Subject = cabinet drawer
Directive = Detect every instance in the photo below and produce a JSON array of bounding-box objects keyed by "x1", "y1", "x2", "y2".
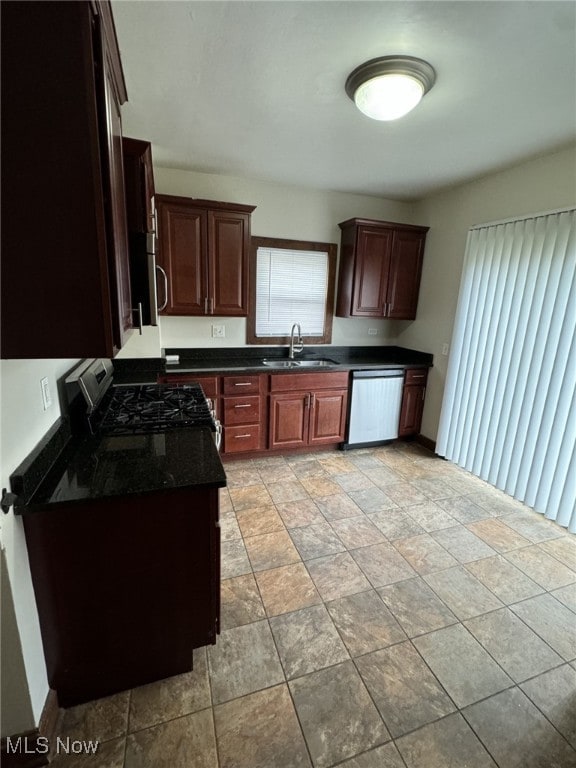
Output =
[
  {"x1": 224, "y1": 424, "x2": 262, "y2": 453},
  {"x1": 222, "y1": 396, "x2": 261, "y2": 425},
  {"x1": 222, "y1": 375, "x2": 262, "y2": 395},
  {"x1": 269, "y1": 371, "x2": 349, "y2": 392},
  {"x1": 404, "y1": 368, "x2": 428, "y2": 385},
  {"x1": 158, "y1": 374, "x2": 219, "y2": 398}
]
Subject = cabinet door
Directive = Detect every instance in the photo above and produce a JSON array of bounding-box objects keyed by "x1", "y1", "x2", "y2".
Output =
[
  {"x1": 269, "y1": 392, "x2": 309, "y2": 449},
  {"x1": 207, "y1": 210, "x2": 250, "y2": 316},
  {"x1": 23, "y1": 484, "x2": 219, "y2": 706},
  {"x1": 1, "y1": 1, "x2": 128, "y2": 358},
  {"x1": 100, "y1": 31, "x2": 132, "y2": 350},
  {"x1": 386, "y1": 229, "x2": 426, "y2": 319},
  {"x1": 123, "y1": 138, "x2": 155, "y2": 233},
  {"x1": 309, "y1": 389, "x2": 348, "y2": 445},
  {"x1": 399, "y1": 384, "x2": 425, "y2": 436},
  {"x1": 352, "y1": 227, "x2": 393, "y2": 316},
  {"x1": 157, "y1": 200, "x2": 207, "y2": 315}
]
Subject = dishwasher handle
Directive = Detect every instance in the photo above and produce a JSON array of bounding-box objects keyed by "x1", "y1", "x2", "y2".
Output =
[{"x1": 351, "y1": 369, "x2": 404, "y2": 379}]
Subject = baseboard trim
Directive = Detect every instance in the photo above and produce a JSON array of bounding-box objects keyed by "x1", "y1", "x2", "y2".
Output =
[
  {"x1": 416, "y1": 433, "x2": 437, "y2": 453},
  {"x1": 1, "y1": 690, "x2": 62, "y2": 768}
]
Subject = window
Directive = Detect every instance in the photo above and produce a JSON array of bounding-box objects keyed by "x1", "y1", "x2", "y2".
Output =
[{"x1": 247, "y1": 237, "x2": 337, "y2": 345}]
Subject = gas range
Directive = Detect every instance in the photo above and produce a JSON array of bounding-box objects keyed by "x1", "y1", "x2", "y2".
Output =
[
  {"x1": 94, "y1": 382, "x2": 215, "y2": 435},
  {"x1": 65, "y1": 359, "x2": 221, "y2": 447}
]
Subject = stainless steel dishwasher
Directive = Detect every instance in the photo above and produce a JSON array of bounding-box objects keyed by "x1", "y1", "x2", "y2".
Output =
[{"x1": 343, "y1": 369, "x2": 405, "y2": 449}]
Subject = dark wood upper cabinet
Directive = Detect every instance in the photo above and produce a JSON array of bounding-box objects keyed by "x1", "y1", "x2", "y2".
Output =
[
  {"x1": 1, "y1": 1, "x2": 131, "y2": 358},
  {"x1": 100, "y1": 24, "x2": 132, "y2": 350},
  {"x1": 156, "y1": 198, "x2": 207, "y2": 315},
  {"x1": 122, "y1": 138, "x2": 156, "y2": 233},
  {"x1": 122, "y1": 137, "x2": 157, "y2": 327},
  {"x1": 156, "y1": 195, "x2": 255, "y2": 317},
  {"x1": 336, "y1": 219, "x2": 428, "y2": 320}
]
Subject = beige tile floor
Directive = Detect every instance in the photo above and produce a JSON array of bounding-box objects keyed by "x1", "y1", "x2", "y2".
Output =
[{"x1": 51, "y1": 443, "x2": 576, "y2": 768}]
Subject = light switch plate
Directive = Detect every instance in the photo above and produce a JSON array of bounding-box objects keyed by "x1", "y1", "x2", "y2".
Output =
[{"x1": 212, "y1": 325, "x2": 225, "y2": 338}]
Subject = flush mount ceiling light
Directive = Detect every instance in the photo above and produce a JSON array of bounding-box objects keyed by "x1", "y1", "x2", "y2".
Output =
[{"x1": 345, "y1": 56, "x2": 436, "y2": 121}]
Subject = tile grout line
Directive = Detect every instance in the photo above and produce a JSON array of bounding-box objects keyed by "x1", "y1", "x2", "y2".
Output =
[{"x1": 216, "y1": 445, "x2": 574, "y2": 766}]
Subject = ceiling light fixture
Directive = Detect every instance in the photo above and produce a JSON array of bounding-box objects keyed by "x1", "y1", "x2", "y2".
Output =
[{"x1": 345, "y1": 56, "x2": 436, "y2": 121}]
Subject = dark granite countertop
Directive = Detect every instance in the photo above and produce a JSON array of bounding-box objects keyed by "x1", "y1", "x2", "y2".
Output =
[
  {"x1": 153, "y1": 345, "x2": 433, "y2": 376},
  {"x1": 11, "y1": 421, "x2": 226, "y2": 514}
]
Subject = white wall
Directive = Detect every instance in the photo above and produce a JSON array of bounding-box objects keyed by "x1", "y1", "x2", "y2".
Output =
[
  {"x1": 405, "y1": 144, "x2": 576, "y2": 441},
  {"x1": 0, "y1": 358, "x2": 79, "y2": 729},
  {"x1": 150, "y1": 167, "x2": 418, "y2": 352},
  {"x1": 1, "y1": 547, "x2": 34, "y2": 737}
]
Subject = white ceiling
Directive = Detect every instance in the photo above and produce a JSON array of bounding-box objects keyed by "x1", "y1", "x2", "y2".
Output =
[{"x1": 112, "y1": 1, "x2": 576, "y2": 201}]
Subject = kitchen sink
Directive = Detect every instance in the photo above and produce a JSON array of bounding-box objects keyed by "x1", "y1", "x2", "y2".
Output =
[
  {"x1": 261, "y1": 360, "x2": 299, "y2": 368},
  {"x1": 261, "y1": 358, "x2": 338, "y2": 368},
  {"x1": 295, "y1": 359, "x2": 338, "y2": 367}
]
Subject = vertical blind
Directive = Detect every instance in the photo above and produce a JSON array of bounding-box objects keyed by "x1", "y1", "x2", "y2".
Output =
[
  {"x1": 255, "y1": 247, "x2": 329, "y2": 336},
  {"x1": 437, "y1": 208, "x2": 576, "y2": 532}
]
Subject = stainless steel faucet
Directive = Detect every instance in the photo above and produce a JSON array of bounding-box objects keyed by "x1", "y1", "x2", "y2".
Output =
[{"x1": 289, "y1": 323, "x2": 304, "y2": 359}]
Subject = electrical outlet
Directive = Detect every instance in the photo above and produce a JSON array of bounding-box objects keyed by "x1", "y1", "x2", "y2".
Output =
[
  {"x1": 368, "y1": 328, "x2": 378, "y2": 336},
  {"x1": 442, "y1": 343, "x2": 450, "y2": 356},
  {"x1": 212, "y1": 324, "x2": 225, "y2": 338},
  {"x1": 40, "y1": 377, "x2": 52, "y2": 410}
]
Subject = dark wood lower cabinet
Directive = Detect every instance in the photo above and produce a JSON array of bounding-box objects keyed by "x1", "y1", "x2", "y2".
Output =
[
  {"x1": 399, "y1": 368, "x2": 428, "y2": 437},
  {"x1": 23, "y1": 486, "x2": 220, "y2": 707},
  {"x1": 269, "y1": 389, "x2": 348, "y2": 449},
  {"x1": 269, "y1": 392, "x2": 309, "y2": 449},
  {"x1": 269, "y1": 372, "x2": 349, "y2": 450},
  {"x1": 309, "y1": 390, "x2": 349, "y2": 445},
  {"x1": 221, "y1": 374, "x2": 266, "y2": 454},
  {"x1": 158, "y1": 367, "x2": 429, "y2": 450}
]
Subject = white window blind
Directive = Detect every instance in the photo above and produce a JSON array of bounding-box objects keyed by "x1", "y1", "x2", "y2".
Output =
[
  {"x1": 255, "y1": 247, "x2": 329, "y2": 337},
  {"x1": 437, "y1": 208, "x2": 576, "y2": 532}
]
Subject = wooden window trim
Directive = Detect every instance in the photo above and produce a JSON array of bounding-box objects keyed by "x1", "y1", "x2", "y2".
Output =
[{"x1": 247, "y1": 236, "x2": 337, "y2": 346}]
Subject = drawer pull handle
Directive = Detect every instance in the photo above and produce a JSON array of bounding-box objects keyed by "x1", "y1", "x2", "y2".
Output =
[
  {"x1": 234, "y1": 404, "x2": 251, "y2": 408},
  {"x1": 234, "y1": 433, "x2": 252, "y2": 439},
  {"x1": 234, "y1": 382, "x2": 252, "y2": 387}
]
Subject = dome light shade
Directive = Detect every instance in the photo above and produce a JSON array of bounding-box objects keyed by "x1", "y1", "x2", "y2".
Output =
[{"x1": 346, "y1": 56, "x2": 436, "y2": 121}]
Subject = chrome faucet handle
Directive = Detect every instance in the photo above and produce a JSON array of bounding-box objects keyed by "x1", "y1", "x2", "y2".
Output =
[{"x1": 289, "y1": 323, "x2": 305, "y2": 358}]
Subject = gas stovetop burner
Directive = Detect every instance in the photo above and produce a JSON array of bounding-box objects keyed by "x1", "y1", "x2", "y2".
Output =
[
  {"x1": 65, "y1": 360, "x2": 219, "y2": 440},
  {"x1": 92, "y1": 383, "x2": 215, "y2": 436}
]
